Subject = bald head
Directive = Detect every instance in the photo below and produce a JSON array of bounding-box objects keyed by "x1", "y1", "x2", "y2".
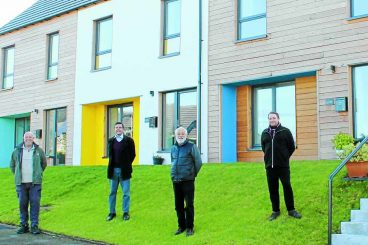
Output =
[{"x1": 23, "y1": 131, "x2": 35, "y2": 148}]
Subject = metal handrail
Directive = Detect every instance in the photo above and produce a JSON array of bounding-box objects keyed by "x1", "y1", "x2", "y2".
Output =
[{"x1": 328, "y1": 135, "x2": 368, "y2": 245}]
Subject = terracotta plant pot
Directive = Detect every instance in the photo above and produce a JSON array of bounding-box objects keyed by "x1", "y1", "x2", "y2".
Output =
[{"x1": 345, "y1": 161, "x2": 368, "y2": 178}]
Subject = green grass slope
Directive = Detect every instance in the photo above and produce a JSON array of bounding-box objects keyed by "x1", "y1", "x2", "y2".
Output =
[{"x1": 0, "y1": 161, "x2": 367, "y2": 245}]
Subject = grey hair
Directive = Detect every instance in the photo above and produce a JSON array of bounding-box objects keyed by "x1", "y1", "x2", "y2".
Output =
[
  {"x1": 23, "y1": 131, "x2": 34, "y2": 137},
  {"x1": 175, "y1": 127, "x2": 188, "y2": 136}
]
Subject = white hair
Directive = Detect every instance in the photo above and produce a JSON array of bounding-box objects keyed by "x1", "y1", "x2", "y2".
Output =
[
  {"x1": 23, "y1": 131, "x2": 34, "y2": 138},
  {"x1": 175, "y1": 127, "x2": 188, "y2": 136}
]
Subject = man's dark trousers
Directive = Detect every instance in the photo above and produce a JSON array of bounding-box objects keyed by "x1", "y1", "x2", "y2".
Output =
[
  {"x1": 266, "y1": 167, "x2": 294, "y2": 212},
  {"x1": 16, "y1": 183, "x2": 41, "y2": 226},
  {"x1": 173, "y1": 180, "x2": 195, "y2": 229}
]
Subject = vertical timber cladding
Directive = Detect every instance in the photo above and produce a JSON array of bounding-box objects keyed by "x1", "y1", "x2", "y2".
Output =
[{"x1": 236, "y1": 76, "x2": 318, "y2": 162}]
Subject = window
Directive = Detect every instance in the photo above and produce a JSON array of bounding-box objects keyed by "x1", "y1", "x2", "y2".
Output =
[
  {"x1": 163, "y1": 0, "x2": 181, "y2": 56},
  {"x1": 107, "y1": 103, "x2": 133, "y2": 140},
  {"x1": 47, "y1": 32, "x2": 59, "y2": 80},
  {"x1": 15, "y1": 117, "x2": 30, "y2": 147},
  {"x1": 238, "y1": 0, "x2": 266, "y2": 41},
  {"x1": 95, "y1": 17, "x2": 112, "y2": 70},
  {"x1": 45, "y1": 108, "x2": 67, "y2": 165},
  {"x1": 162, "y1": 89, "x2": 197, "y2": 150},
  {"x1": 353, "y1": 65, "x2": 368, "y2": 138},
  {"x1": 252, "y1": 82, "x2": 296, "y2": 147},
  {"x1": 351, "y1": 0, "x2": 368, "y2": 18},
  {"x1": 2, "y1": 46, "x2": 15, "y2": 89}
]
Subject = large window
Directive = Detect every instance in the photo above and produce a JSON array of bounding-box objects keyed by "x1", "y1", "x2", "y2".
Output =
[
  {"x1": 15, "y1": 117, "x2": 30, "y2": 147},
  {"x1": 162, "y1": 89, "x2": 197, "y2": 150},
  {"x1": 351, "y1": 0, "x2": 368, "y2": 18},
  {"x1": 47, "y1": 32, "x2": 59, "y2": 80},
  {"x1": 95, "y1": 17, "x2": 112, "y2": 70},
  {"x1": 45, "y1": 108, "x2": 67, "y2": 165},
  {"x1": 353, "y1": 65, "x2": 368, "y2": 138},
  {"x1": 252, "y1": 82, "x2": 296, "y2": 147},
  {"x1": 163, "y1": 0, "x2": 181, "y2": 56},
  {"x1": 238, "y1": 0, "x2": 266, "y2": 41},
  {"x1": 2, "y1": 46, "x2": 15, "y2": 89}
]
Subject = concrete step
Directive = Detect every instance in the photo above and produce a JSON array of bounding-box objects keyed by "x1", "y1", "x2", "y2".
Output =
[
  {"x1": 341, "y1": 221, "x2": 368, "y2": 235},
  {"x1": 332, "y1": 234, "x2": 368, "y2": 245},
  {"x1": 351, "y1": 210, "x2": 368, "y2": 222},
  {"x1": 361, "y1": 199, "x2": 368, "y2": 211}
]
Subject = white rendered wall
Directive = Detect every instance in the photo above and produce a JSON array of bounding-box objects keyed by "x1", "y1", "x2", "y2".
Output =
[{"x1": 73, "y1": 0, "x2": 208, "y2": 165}]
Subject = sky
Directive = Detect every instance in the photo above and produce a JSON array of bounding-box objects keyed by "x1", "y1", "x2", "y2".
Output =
[{"x1": 0, "y1": 0, "x2": 37, "y2": 27}]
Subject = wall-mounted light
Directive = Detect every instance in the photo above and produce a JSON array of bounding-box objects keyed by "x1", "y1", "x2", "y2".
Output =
[
  {"x1": 330, "y1": 65, "x2": 336, "y2": 73},
  {"x1": 32, "y1": 109, "x2": 39, "y2": 114},
  {"x1": 150, "y1": 91, "x2": 154, "y2": 96}
]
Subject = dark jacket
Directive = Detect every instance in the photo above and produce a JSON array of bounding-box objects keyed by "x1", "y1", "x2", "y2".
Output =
[
  {"x1": 10, "y1": 143, "x2": 47, "y2": 185},
  {"x1": 261, "y1": 124, "x2": 295, "y2": 169},
  {"x1": 171, "y1": 140, "x2": 202, "y2": 182},
  {"x1": 107, "y1": 136, "x2": 136, "y2": 180}
]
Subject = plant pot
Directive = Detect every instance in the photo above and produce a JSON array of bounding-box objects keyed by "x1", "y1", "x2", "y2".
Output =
[
  {"x1": 153, "y1": 157, "x2": 164, "y2": 165},
  {"x1": 345, "y1": 161, "x2": 368, "y2": 178}
]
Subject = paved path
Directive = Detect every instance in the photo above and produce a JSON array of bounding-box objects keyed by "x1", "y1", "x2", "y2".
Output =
[{"x1": 0, "y1": 224, "x2": 105, "y2": 245}]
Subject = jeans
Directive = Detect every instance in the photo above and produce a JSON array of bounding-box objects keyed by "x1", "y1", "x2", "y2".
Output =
[
  {"x1": 109, "y1": 168, "x2": 130, "y2": 214},
  {"x1": 16, "y1": 183, "x2": 42, "y2": 227},
  {"x1": 173, "y1": 180, "x2": 195, "y2": 229},
  {"x1": 266, "y1": 167, "x2": 295, "y2": 212}
]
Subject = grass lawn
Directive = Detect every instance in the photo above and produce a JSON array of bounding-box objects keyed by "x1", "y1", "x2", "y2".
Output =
[{"x1": 0, "y1": 160, "x2": 367, "y2": 245}]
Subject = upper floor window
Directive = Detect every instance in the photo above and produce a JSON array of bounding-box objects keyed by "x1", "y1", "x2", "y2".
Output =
[
  {"x1": 2, "y1": 46, "x2": 15, "y2": 89},
  {"x1": 163, "y1": 0, "x2": 181, "y2": 56},
  {"x1": 353, "y1": 65, "x2": 368, "y2": 138},
  {"x1": 94, "y1": 17, "x2": 112, "y2": 70},
  {"x1": 47, "y1": 32, "x2": 59, "y2": 80},
  {"x1": 351, "y1": 0, "x2": 368, "y2": 18},
  {"x1": 252, "y1": 82, "x2": 296, "y2": 147},
  {"x1": 238, "y1": 0, "x2": 266, "y2": 41}
]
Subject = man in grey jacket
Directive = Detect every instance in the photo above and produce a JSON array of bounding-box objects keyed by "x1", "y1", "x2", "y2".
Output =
[
  {"x1": 171, "y1": 127, "x2": 202, "y2": 237},
  {"x1": 10, "y1": 132, "x2": 47, "y2": 235}
]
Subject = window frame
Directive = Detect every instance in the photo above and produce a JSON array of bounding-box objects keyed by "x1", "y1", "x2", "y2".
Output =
[
  {"x1": 161, "y1": 88, "x2": 197, "y2": 151},
  {"x1": 237, "y1": 0, "x2": 267, "y2": 41},
  {"x1": 352, "y1": 64, "x2": 368, "y2": 138},
  {"x1": 47, "y1": 32, "x2": 59, "y2": 81},
  {"x1": 251, "y1": 81, "x2": 296, "y2": 148},
  {"x1": 2, "y1": 45, "x2": 15, "y2": 90},
  {"x1": 350, "y1": 0, "x2": 368, "y2": 19},
  {"x1": 45, "y1": 107, "x2": 67, "y2": 166},
  {"x1": 162, "y1": 0, "x2": 181, "y2": 56},
  {"x1": 94, "y1": 16, "x2": 113, "y2": 71}
]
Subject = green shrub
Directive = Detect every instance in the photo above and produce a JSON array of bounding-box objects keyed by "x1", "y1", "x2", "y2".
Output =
[{"x1": 331, "y1": 132, "x2": 355, "y2": 150}]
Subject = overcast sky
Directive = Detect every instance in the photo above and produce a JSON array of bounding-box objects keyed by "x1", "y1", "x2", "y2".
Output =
[{"x1": 0, "y1": 0, "x2": 37, "y2": 27}]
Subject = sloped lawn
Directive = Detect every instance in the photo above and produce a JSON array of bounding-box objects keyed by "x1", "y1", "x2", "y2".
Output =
[{"x1": 0, "y1": 161, "x2": 367, "y2": 244}]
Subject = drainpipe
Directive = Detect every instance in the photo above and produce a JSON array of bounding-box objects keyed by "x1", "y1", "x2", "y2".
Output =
[{"x1": 197, "y1": 0, "x2": 203, "y2": 152}]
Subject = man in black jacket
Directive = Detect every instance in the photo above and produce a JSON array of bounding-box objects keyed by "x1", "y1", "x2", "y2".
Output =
[
  {"x1": 106, "y1": 122, "x2": 135, "y2": 221},
  {"x1": 171, "y1": 127, "x2": 202, "y2": 236},
  {"x1": 261, "y1": 112, "x2": 302, "y2": 221}
]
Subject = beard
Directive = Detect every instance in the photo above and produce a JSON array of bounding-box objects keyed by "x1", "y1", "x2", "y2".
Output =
[{"x1": 176, "y1": 137, "x2": 187, "y2": 145}]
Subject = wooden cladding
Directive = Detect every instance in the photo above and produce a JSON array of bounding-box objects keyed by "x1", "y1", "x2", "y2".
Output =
[{"x1": 236, "y1": 76, "x2": 318, "y2": 162}]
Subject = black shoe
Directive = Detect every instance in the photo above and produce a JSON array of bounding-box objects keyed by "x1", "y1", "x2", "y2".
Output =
[
  {"x1": 174, "y1": 227, "x2": 185, "y2": 235},
  {"x1": 186, "y1": 228, "x2": 194, "y2": 237},
  {"x1": 17, "y1": 224, "x2": 29, "y2": 234},
  {"x1": 31, "y1": 225, "x2": 40, "y2": 235},
  {"x1": 288, "y1": 210, "x2": 302, "y2": 219},
  {"x1": 268, "y1": 211, "x2": 280, "y2": 221},
  {"x1": 123, "y1": 213, "x2": 130, "y2": 221},
  {"x1": 106, "y1": 213, "x2": 116, "y2": 221}
]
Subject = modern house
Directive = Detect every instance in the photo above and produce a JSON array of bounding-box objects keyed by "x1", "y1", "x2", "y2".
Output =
[
  {"x1": 207, "y1": 0, "x2": 368, "y2": 162},
  {"x1": 0, "y1": 0, "x2": 108, "y2": 167},
  {"x1": 72, "y1": 0, "x2": 208, "y2": 165}
]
